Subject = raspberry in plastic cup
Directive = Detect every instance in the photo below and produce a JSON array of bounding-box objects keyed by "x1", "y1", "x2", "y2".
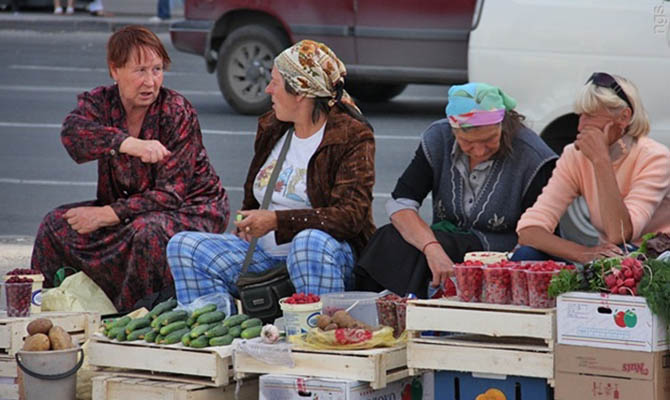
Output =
[
  {"x1": 510, "y1": 264, "x2": 530, "y2": 306},
  {"x1": 376, "y1": 294, "x2": 400, "y2": 336},
  {"x1": 5, "y1": 278, "x2": 33, "y2": 317},
  {"x1": 454, "y1": 262, "x2": 484, "y2": 302},
  {"x1": 394, "y1": 298, "x2": 408, "y2": 336},
  {"x1": 483, "y1": 263, "x2": 512, "y2": 304},
  {"x1": 527, "y1": 268, "x2": 559, "y2": 308}
]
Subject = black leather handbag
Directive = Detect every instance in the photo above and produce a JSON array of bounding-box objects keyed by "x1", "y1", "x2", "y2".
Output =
[{"x1": 236, "y1": 129, "x2": 296, "y2": 323}]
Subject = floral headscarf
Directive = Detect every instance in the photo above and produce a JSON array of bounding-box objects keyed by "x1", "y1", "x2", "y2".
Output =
[
  {"x1": 274, "y1": 40, "x2": 358, "y2": 110},
  {"x1": 445, "y1": 83, "x2": 517, "y2": 129}
]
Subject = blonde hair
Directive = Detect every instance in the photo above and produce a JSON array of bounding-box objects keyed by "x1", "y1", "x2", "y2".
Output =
[{"x1": 574, "y1": 75, "x2": 650, "y2": 138}]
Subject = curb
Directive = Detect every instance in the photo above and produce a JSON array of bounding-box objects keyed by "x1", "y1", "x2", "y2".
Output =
[{"x1": 0, "y1": 15, "x2": 173, "y2": 33}]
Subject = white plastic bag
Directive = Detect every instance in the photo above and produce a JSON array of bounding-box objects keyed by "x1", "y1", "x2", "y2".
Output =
[
  {"x1": 41, "y1": 272, "x2": 117, "y2": 314},
  {"x1": 179, "y1": 292, "x2": 234, "y2": 317}
]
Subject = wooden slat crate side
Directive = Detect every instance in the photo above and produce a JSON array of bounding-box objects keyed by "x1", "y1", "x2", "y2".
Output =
[
  {"x1": 87, "y1": 341, "x2": 229, "y2": 386},
  {"x1": 0, "y1": 327, "x2": 10, "y2": 351},
  {"x1": 407, "y1": 341, "x2": 554, "y2": 379},
  {"x1": 92, "y1": 375, "x2": 258, "y2": 400},
  {"x1": 406, "y1": 305, "x2": 555, "y2": 340},
  {"x1": 0, "y1": 359, "x2": 17, "y2": 378},
  {"x1": 0, "y1": 383, "x2": 19, "y2": 400}
]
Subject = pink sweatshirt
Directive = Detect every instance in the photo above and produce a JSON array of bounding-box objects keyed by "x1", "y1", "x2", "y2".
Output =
[{"x1": 517, "y1": 136, "x2": 670, "y2": 244}]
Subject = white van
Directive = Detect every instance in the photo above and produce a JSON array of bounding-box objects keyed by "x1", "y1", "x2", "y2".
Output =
[{"x1": 469, "y1": 0, "x2": 670, "y2": 244}]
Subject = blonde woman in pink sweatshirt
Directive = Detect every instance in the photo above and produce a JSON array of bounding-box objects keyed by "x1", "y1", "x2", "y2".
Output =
[{"x1": 514, "y1": 73, "x2": 670, "y2": 264}]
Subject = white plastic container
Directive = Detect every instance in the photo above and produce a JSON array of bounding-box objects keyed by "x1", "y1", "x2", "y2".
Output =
[{"x1": 279, "y1": 298, "x2": 322, "y2": 336}]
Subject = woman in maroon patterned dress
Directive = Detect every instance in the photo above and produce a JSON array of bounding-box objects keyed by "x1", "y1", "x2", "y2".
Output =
[{"x1": 30, "y1": 26, "x2": 229, "y2": 312}]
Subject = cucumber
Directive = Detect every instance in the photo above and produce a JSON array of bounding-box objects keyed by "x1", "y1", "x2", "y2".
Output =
[
  {"x1": 186, "y1": 315, "x2": 196, "y2": 327},
  {"x1": 160, "y1": 321, "x2": 188, "y2": 336},
  {"x1": 228, "y1": 326, "x2": 242, "y2": 338},
  {"x1": 155, "y1": 334, "x2": 165, "y2": 344},
  {"x1": 125, "y1": 317, "x2": 151, "y2": 334},
  {"x1": 181, "y1": 331, "x2": 191, "y2": 346},
  {"x1": 240, "y1": 318, "x2": 262, "y2": 330},
  {"x1": 192, "y1": 304, "x2": 217, "y2": 319},
  {"x1": 150, "y1": 317, "x2": 161, "y2": 329},
  {"x1": 106, "y1": 326, "x2": 124, "y2": 339},
  {"x1": 147, "y1": 298, "x2": 178, "y2": 320},
  {"x1": 116, "y1": 329, "x2": 127, "y2": 342},
  {"x1": 209, "y1": 334, "x2": 234, "y2": 346},
  {"x1": 189, "y1": 335, "x2": 209, "y2": 348},
  {"x1": 110, "y1": 316, "x2": 131, "y2": 329},
  {"x1": 162, "y1": 327, "x2": 190, "y2": 345},
  {"x1": 190, "y1": 324, "x2": 210, "y2": 339},
  {"x1": 102, "y1": 318, "x2": 116, "y2": 330},
  {"x1": 127, "y1": 327, "x2": 153, "y2": 341},
  {"x1": 223, "y1": 314, "x2": 249, "y2": 328},
  {"x1": 241, "y1": 325, "x2": 262, "y2": 339},
  {"x1": 205, "y1": 324, "x2": 229, "y2": 338},
  {"x1": 157, "y1": 310, "x2": 189, "y2": 326},
  {"x1": 144, "y1": 330, "x2": 158, "y2": 343},
  {"x1": 196, "y1": 311, "x2": 226, "y2": 325}
]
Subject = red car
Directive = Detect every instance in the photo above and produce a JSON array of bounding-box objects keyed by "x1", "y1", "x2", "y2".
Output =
[{"x1": 170, "y1": 0, "x2": 477, "y2": 114}]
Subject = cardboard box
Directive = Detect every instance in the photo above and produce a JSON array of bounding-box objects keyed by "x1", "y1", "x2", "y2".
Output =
[
  {"x1": 555, "y1": 344, "x2": 670, "y2": 400},
  {"x1": 557, "y1": 292, "x2": 668, "y2": 351},
  {"x1": 259, "y1": 373, "x2": 433, "y2": 400}
]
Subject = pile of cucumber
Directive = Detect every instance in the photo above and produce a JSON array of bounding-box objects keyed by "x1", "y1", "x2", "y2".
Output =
[{"x1": 101, "y1": 298, "x2": 263, "y2": 348}]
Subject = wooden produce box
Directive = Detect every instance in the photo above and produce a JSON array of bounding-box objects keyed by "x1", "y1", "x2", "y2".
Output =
[
  {"x1": 0, "y1": 311, "x2": 100, "y2": 358},
  {"x1": 406, "y1": 299, "x2": 555, "y2": 383},
  {"x1": 88, "y1": 335, "x2": 233, "y2": 387},
  {"x1": 234, "y1": 344, "x2": 408, "y2": 390},
  {"x1": 0, "y1": 357, "x2": 18, "y2": 400},
  {"x1": 92, "y1": 375, "x2": 258, "y2": 400}
]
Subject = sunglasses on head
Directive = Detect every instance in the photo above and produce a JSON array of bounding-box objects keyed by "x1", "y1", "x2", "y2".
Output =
[{"x1": 586, "y1": 72, "x2": 634, "y2": 112}]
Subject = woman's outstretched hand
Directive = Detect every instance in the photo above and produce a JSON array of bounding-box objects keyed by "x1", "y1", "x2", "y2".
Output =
[
  {"x1": 120, "y1": 137, "x2": 171, "y2": 163},
  {"x1": 424, "y1": 244, "x2": 455, "y2": 288},
  {"x1": 64, "y1": 206, "x2": 120, "y2": 234},
  {"x1": 234, "y1": 210, "x2": 278, "y2": 238}
]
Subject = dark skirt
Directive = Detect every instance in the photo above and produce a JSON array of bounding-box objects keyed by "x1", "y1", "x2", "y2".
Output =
[
  {"x1": 354, "y1": 223, "x2": 482, "y2": 298},
  {"x1": 31, "y1": 200, "x2": 227, "y2": 312}
]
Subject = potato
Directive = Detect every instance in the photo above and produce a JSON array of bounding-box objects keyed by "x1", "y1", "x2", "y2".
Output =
[
  {"x1": 26, "y1": 318, "x2": 53, "y2": 336},
  {"x1": 316, "y1": 315, "x2": 332, "y2": 330},
  {"x1": 48, "y1": 326, "x2": 73, "y2": 350},
  {"x1": 332, "y1": 310, "x2": 355, "y2": 328},
  {"x1": 324, "y1": 323, "x2": 338, "y2": 331},
  {"x1": 23, "y1": 333, "x2": 51, "y2": 351}
]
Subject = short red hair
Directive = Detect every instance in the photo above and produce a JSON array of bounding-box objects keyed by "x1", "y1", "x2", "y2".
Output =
[{"x1": 107, "y1": 25, "x2": 171, "y2": 75}]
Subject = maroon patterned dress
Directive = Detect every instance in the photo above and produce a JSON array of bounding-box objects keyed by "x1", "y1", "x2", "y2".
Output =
[{"x1": 31, "y1": 85, "x2": 229, "y2": 312}]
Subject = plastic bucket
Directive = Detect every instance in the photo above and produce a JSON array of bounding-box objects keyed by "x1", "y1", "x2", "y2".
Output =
[
  {"x1": 16, "y1": 347, "x2": 84, "y2": 400},
  {"x1": 4, "y1": 274, "x2": 44, "y2": 313},
  {"x1": 279, "y1": 298, "x2": 322, "y2": 336}
]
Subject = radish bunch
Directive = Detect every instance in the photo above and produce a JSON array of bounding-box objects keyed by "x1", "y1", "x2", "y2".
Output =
[{"x1": 604, "y1": 257, "x2": 644, "y2": 295}]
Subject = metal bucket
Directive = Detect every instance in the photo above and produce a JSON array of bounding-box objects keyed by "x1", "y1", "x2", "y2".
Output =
[{"x1": 15, "y1": 347, "x2": 84, "y2": 400}]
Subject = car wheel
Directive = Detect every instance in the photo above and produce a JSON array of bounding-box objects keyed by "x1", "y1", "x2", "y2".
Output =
[
  {"x1": 345, "y1": 82, "x2": 407, "y2": 102},
  {"x1": 216, "y1": 25, "x2": 288, "y2": 115}
]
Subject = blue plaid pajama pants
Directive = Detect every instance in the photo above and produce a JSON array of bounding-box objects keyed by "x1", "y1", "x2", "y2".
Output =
[{"x1": 167, "y1": 229, "x2": 356, "y2": 305}]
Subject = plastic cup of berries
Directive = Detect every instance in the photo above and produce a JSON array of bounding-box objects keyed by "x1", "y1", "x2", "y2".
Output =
[
  {"x1": 376, "y1": 294, "x2": 400, "y2": 336},
  {"x1": 483, "y1": 262, "x2": 512, "y2": 304},
  {"x1": 394, "y1": 297, "x2": 409, "y2": 337},
  {"x1": 527, "y1": 263, "x2": 560, "y2": 308},
  {"x1": 5, "y1": 276, "x2": 33, "y2": 317},
  {"x1": 453, "y1": 261, "x2": 484, "y2": 302},
  {"x1": 510, "y1": 263, "x2": 531, "y2": 306},
  {"x1": 4, "y1": 268, "x2": 44, "y2": 313}
]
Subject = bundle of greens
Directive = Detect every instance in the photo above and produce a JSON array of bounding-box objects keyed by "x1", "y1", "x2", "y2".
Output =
[{"x1": 637, "y1": 258, "x2": 670, "y2": 324}]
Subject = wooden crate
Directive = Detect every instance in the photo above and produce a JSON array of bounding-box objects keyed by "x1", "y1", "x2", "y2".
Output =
[
  {"x1": 0, "y1": 358, "x2": 18, "y2": 400},
  {"x1": 91, "y1": 375, "x2": 258, "y2": 400},
  {"x1": 234, "y1": 345, "x2": 408, "y2": 390},
  {"x1": 406, "y1": 299, "x2": 555, "y2": 383},
  {"x1": 0, "y1": 311, "x2": 100, "y2": 358},
  {"x1": 88, "y1": 335, "x2": 233, "y2": 387}
]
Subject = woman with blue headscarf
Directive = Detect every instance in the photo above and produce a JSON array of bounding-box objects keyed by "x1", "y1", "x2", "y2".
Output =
[{"x1": 355, "y1": 83, "x2": 558, "y2": 298}]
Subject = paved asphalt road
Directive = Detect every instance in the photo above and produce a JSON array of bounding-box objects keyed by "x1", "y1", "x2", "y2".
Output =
[{"x1": 0, "y1": 30, "x2": 446, "y2": 237}]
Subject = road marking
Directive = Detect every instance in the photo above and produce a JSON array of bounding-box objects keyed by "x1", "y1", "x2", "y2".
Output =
[
  {"x1": 8, "y1": 64, "x2": 199, "y2": 76},
  {"x1": 0, "y1": 178, "x2": 394, "y2": 198},
  {"x1": 0, "y1": 122, "x2": 419, "y2": 141},
  {"x1": 0, "y1": 85, "x2": 221, "y2": 96}
]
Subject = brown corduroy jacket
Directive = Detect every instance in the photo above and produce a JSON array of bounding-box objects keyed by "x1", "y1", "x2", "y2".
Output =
[{"x1": 242, "y1": 107, "x2": 376, "y2": 255}]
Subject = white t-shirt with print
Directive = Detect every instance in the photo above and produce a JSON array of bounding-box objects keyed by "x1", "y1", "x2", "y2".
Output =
[{"x1": 253, "y1": 124, "x2": 325, "y2": 256}]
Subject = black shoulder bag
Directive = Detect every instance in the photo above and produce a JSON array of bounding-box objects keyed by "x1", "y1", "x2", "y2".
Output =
[{"x1": 236, "y1": 129, "x2": 296, "y2": 323}]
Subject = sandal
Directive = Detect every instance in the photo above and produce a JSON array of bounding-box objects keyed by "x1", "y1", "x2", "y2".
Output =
[
  {"x1": 66, "y1": 6, "x2": 74, "y2": 14},
  {"x1": 54, "y1": 6, "x2": 63, "y2": 14}
]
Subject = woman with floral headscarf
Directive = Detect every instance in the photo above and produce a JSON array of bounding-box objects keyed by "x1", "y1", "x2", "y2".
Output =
[
  {"x1": 355, "y1": 83, "x2": 557, "y2": 298},
  {"x1": 167, "y1": 40, "x2": 375, "y2": 306}
]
